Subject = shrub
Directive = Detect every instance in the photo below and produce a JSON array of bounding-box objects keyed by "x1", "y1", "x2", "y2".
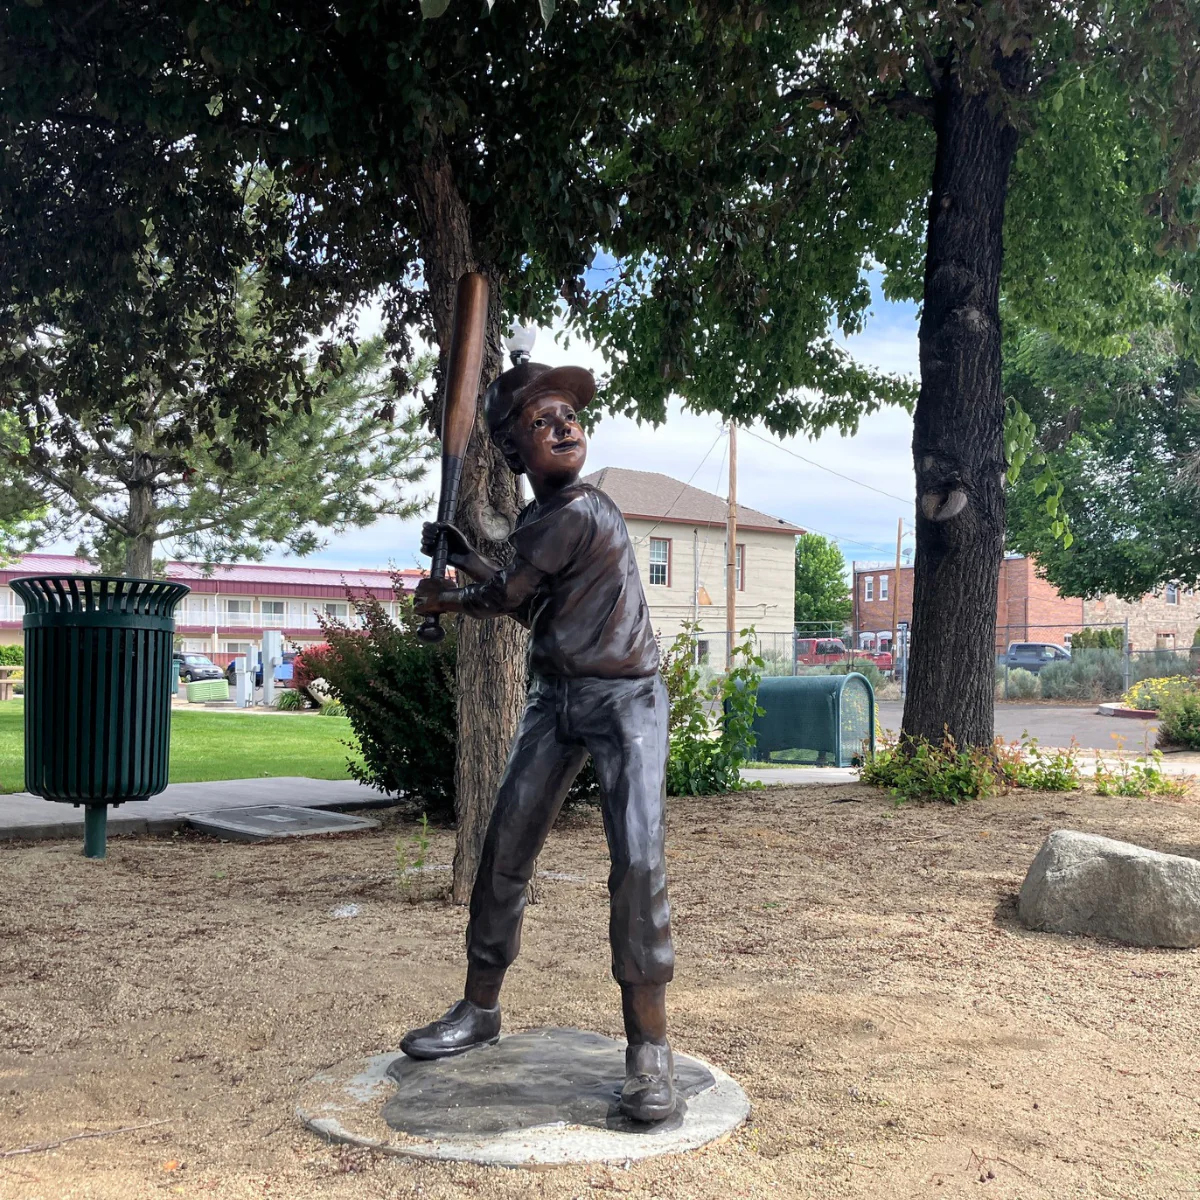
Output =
[
  {"x1": 663, "y1": 623, "x2": 764, "y2": 796},
  {"x1": 319, "y1": 700, "x2": 347, "y2": 718},
  {"x1": 861, "y1": 733, "x2": 998, "y2": 805},
  {"x1": 996, "y1": 737, "x2": 1082, "y2": 791},
  {"x1": 273, "y1": 688, "x2": 306, "y2": 711},
  {"x1": 826, "y1": 659, "x2": 884, "y2": 691},
  {"x1": 0, "y1": 644, "x2": 23, "y2": 666},
  {"x1": 1123, "y1": 675, "x2": 1198, "y2": 712},
  {"x1": 1039, "y1": 650, "x2": 1123, "y2": 701},
  {"x1": 1158, "y1": 693, "x2": 1200, "y2": 750},
  {"x1": 996, "y1": 667, "x2": 1040, "y2": 700},
  {"x1": 1131, "y1": 650, "x2": 1193, "y2": 683},
  {"x1": 316, "y1": 593, "x2": 458, "y2": 820},
  {"x1": 1094, "y1": 750, "x2": 1188, "y2": 797},
  {"x1": 1070, "y1": 627, "x2": 1124, "y2": 650}
]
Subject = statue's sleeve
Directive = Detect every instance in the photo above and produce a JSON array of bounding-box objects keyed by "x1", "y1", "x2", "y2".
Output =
[{"x1": 457, "y1": 557, "x2": 545, "y2": 622}]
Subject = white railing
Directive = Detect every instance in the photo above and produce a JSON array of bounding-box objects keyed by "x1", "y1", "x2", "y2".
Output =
[{"x1": 174, "y1": 608, "x2": 375, "y2": 632}]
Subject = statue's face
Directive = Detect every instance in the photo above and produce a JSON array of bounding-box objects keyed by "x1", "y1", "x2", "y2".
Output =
[{"x1": 511, "y1": 393, "x2": 587, "y2": 482}]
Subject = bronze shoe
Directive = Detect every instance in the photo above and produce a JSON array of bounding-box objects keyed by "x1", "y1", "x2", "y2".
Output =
[
  {"x1": 620, "y1": 1041, "x2": 676, "y2": 1122},
  {"x1": 400, "y1": 999, "x2": 501, "y2": 1060}
]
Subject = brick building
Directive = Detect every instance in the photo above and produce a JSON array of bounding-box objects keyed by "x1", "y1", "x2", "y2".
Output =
[
  {"x1": 853, "y1": 555, "x2": 1085, "y2": 652},
  {"x1": 852, "y1": 555, "x2": 1200, "y2": 652}
]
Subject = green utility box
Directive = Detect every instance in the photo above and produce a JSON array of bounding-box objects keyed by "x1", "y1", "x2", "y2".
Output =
[
  {"x1": 186, "y1": 678, "x2": 230, "y2": 703},
  {"x1": 749, "y1": 673, "x2": 875, "y2": 767},
  {"x1": 13, "y1": 574, "x2": 190, "y2": 858}
]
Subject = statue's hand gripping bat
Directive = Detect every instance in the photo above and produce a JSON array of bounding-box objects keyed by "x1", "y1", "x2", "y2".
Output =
[{"x1": 417, "y1": 272, "x2": 490, "y2": 644}]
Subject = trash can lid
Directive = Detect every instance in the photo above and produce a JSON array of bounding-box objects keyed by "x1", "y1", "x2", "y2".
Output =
[{"x1": 10, "y1": 574, "x2": 190, "y2": 618}]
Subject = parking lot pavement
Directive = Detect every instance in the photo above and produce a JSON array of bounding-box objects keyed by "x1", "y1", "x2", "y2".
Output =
[{"x1": 876, "y1": 700, "x2": 1163, "y2": 754}]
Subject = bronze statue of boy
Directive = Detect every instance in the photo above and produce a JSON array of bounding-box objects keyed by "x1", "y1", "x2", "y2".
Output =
[{"x1": 405, "y1": 362, "x2": 676, "y2": 1123}]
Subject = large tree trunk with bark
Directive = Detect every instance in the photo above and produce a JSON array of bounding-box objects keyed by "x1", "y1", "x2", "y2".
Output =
[
  {"x1": 901, "y1": 69, "x2": 1022, "y2": 748},
  {"x1": 412, "y1": 142, "x2": 529, "y2": 905},
  {"x1": 124, "y1": 481, "x2": 155, "y2": 577}
]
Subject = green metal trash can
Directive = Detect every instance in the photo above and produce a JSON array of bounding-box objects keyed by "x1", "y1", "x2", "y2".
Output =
[
  {"x1": 749, "y1": 672, "x2": 876, "y2": 767},
  {"x1": 12, "y1": 575, "x2": 190, "y2": 857}
]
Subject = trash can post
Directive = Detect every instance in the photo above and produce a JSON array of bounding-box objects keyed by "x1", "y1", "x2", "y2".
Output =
[{"x1": 83, "y1": 804, "x2": 108, "y2": 860}]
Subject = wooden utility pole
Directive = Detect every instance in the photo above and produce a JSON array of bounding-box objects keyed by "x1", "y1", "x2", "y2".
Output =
[
  {"x1": 726, "y1": 422, "x2": 738, "y2": 662},
  {"x1": 892, "y1": 517, "x2": 903, "y2": 654}
]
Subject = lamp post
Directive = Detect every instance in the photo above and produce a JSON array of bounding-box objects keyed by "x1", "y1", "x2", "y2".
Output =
[{"x1": 504, "y1": 321, "x2": 537, "y2": 367}]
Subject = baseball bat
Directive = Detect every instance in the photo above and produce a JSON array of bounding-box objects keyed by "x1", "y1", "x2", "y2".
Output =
[{"x1": 417, "y1": 271, "x2": 490, "y2": 644}]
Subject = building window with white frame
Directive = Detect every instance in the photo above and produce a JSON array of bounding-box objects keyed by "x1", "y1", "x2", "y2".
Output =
[
  {"x1": 864, "y1": 576, "x2": 874, "y2": 602},
  {"x1": 880, "y1": 574, "x2": 889, "y2": 602},
  {"x1": 648, "y1": 538, "x2": 671, "y2": 587},
  {"x1": 1166, "y1": 583, "x2": 1179, "y2": 605},
  {"x1": 261, "y1": 599, "x2": 286, "y2": 625},
  {"x1": 323, "y1": 601, "x2": 349, "y2": 619},
  {"x1": 223, "y1": 598, "x2": 253, "y2": 625}
]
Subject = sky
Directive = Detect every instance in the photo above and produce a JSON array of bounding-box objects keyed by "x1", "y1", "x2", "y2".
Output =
[
  {"x1": 44, "y1": 276, "x2": 921, "y2": 575},
  {"x1": 288, "y1": 275, "x2": 922, "y2": 577}
]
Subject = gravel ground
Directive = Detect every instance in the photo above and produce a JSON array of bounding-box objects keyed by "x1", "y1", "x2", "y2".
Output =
[{"x1": 3, "y1": 785, "x2": 1200, "y2": 1199}]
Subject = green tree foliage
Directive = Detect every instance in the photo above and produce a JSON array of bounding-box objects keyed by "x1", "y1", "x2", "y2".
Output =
[
  {"x1": 2, "y1": 318, "x2": 432, "y2": 577},
  {"x1": 1006, "y1": 326, "x2": 1200, "y2": 600},
  {"x1": 579, "y1": 2, "x2": 1200, "y2": 749},
  {"x1": 793, "y1": 533, "x2": 853, "y2": 629}
]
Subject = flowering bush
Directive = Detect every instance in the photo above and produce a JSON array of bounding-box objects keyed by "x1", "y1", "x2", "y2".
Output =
[{"x1": 1122, "y1": 675, "x2": 1198, "y2": 712}]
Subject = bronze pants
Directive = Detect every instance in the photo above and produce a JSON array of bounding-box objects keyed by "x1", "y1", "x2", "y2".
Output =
[{"x1": 466, "y1": 672, "x2": 674, "y2": 986}]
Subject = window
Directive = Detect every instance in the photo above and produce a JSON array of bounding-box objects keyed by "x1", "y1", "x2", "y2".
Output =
[
  {"x1": 224, "y1": 599, "x2": 252, "y2": 614},
  {"x1": 324, "y1": 602, "x2": 349, "y2": 619},
  {"x1": 864, "y1": 576, "x2": 874, "y2": 602},
  {"x1": 261, "y1": 600, "x2": 286, "y2": 625},
  {"x1": 1166, "y1": 584, "x2": 1179, "y2": 605},
  {"x1": 880, "y1": 574, "x2": 889, "y2": 602},
  {"x1": 721, "y1": 543, "x2": 745, "y2": 590},
  {"x1": 222, "y1": 641, "x2": 253, "y2": 657},
  {"x1": 648, "y1": 538, "x2": 670, "y2": 587}
]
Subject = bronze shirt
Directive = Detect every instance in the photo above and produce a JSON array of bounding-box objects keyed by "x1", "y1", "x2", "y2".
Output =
[{"x1": 459, "y1": 483, "x2": 659, "y2": 679}]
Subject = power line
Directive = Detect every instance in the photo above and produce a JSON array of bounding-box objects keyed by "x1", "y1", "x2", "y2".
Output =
[{"x1": 742, "y1": 426, "x2": 913, "y2": 507}]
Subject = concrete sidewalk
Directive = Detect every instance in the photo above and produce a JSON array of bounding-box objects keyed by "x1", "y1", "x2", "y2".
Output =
[{"x1": 0, "y1": 777, "x2": 395, "y2": 842}]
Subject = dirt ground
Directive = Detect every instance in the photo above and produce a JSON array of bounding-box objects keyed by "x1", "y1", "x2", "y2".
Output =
[{"x1": 4, "y1": 785, "x2": 1200, "y2": 1200}]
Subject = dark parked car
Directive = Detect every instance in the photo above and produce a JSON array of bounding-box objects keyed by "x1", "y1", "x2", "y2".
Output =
[
  {"x1": 224, "y1": 651, "x2": 297, "y2": 688},
  {"x1": 1003, "y1": 642, "x2": 1071, "y2": 674},
  {"x1": 174, "y1": 652, "x2": 223, "y2": 683}
]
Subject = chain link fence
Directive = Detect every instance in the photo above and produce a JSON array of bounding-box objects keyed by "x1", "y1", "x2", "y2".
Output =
[{"x1": 688, "y1": 620, "x2": 1200, "y2": 705}]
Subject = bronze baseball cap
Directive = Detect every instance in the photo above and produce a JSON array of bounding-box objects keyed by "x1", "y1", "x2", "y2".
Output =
[{"x1": 484, "y1": 362, "x2": 596, "y2": 440}]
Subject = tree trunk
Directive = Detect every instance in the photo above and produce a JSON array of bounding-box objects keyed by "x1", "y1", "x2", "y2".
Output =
[
  {"x1": 901, "y1": 70, "x2": 1022, "y2": 748},
  {"x1": 411, "y1": 142, "x2": 529, "y2": 905},
  {"x1": 124, "y1": 483, "x2": 155, "y2": 577}
]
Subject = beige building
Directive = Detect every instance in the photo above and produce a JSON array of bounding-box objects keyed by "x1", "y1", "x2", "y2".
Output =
[
  {"x1": 1084, "y1": 588, "x2": 1200, "y2": 651},
  {"x1": 587, "y1": 467, "x2": 802, "y2": 663}
]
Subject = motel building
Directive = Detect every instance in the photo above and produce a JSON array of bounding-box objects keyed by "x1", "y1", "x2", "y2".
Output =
[{"x1": 0, "y1": 553, "x2": 421, "y2": 669}]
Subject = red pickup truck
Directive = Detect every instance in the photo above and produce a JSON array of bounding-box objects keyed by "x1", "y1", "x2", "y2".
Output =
[{"x1": 796, "y1": 637, "x2": 893, "y2": 674}]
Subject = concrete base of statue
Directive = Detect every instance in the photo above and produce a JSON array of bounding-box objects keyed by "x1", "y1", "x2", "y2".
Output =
[{"x1": 296, "y1": 1027, "x2": 750, "y2": 1167}]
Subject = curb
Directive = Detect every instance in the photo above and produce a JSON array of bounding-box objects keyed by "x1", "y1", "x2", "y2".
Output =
[{"x1": 1097, "y1": 703, "x2": 1158, "y2": 719}]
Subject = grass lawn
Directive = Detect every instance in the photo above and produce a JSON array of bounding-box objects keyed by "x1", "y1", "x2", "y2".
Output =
[{"x1": 0, "y1": 700, "x2": 359, "y2": 794}]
